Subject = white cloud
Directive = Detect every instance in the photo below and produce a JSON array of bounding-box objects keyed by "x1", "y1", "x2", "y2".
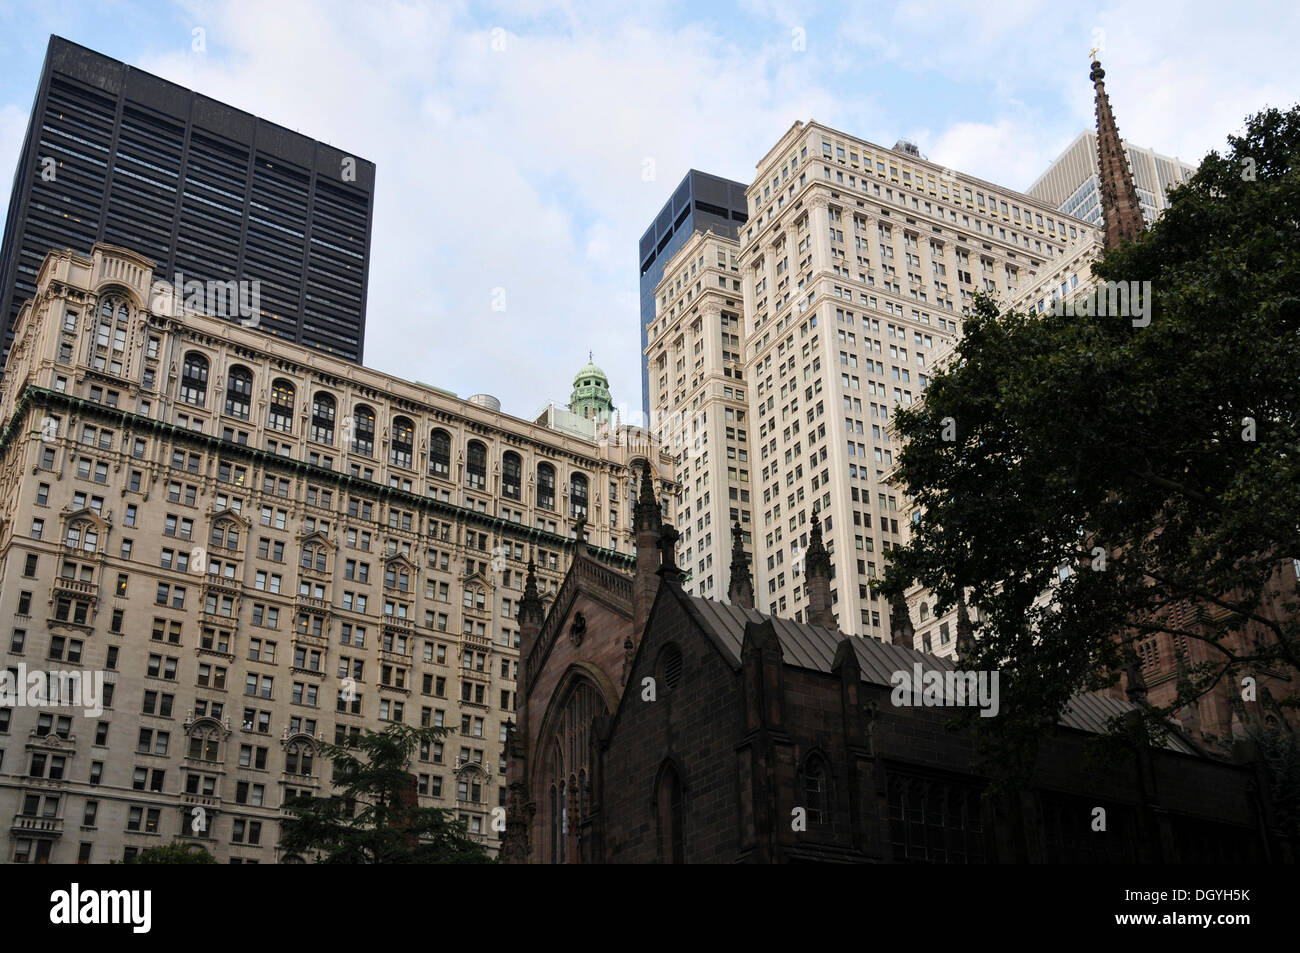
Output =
[
  {"x1": 8, "y1": 0, "x2": 1292, "y2": 418},
  {"x1": 927, "y1": 117, "x2": 1064, "y2": 193},
  {"x1": 134, "y1": 0, "x2": 851, "y2": 417}
]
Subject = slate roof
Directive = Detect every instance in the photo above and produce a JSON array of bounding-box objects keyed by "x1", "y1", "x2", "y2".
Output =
[{"x1": 675, "y1": 589, "x2": 1197, "y2": 755}]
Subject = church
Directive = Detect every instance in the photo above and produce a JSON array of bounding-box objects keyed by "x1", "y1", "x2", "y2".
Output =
[{"x1": 499, "y1": 465, "x2": 1289, "y2": 863}]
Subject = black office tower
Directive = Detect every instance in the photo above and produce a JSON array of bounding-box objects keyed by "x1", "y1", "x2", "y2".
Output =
[
  {"x1": 637, "y1": 170, "x2": 748, "y2": 415},
  {"x1": 0, "y1": 36, "x2": 376, "y2": 368}
]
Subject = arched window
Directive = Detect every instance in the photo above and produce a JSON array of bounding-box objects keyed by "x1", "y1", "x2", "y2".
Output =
[
  {"x1": 268, "y1": 379, "x2": 295, "y2": 433},
  {"x1": 209, "y1": 518, "x2": 240, "y2": 550},
  {"x1": 91, "y1": 297, "x2": 129, "y2": 374},
  {"x1": 502, "y1": 452, "x2": 522, "y2": 500},
  {"x1": 311, "y1": 392, "x2": 336, "y2": 444},
  {"x1": 65, "y1": 520, "x2": 98, "y2": 554},
  {"x1": 456, "y1": 768, "x2": 484, "y2": 804},
  {"x1": 300, "y1": 542, "x2": 327, "y2": 573},
  {"x1": 390, "y1": 416, "x2": 414, "y2": 469},
  {"x1": 537, "y1": 463, "x2": 555, "y2": 511},
  {"x1": 351, "y1": 405, "x2": 375, "y2": 456},
  {"x1": 225, "y1": 366, "x2": 253, "y2": 419},
  {"x1": 570, "y1": 473, "x2": 589, "y2": 521},
  {"x1": 187, "y1": 724, "x2": 221, "y2": 762},
  {"x1": 466, "y1": 441, "x2": 486, "y2": 489},
  {"x1": 542, "y1": 680, "x2": 607, "y2": 863},
  {"x1": 655, "y1": 764, "x2": 685, "y2": 863},
  {"x1": 802, "y1": 754, "x2": 830, "y2": 827},
  {"x1": 285, "y1": 740, "x2": 314, "y2": 776},
  {"x1": 430, "y1": 429, "x2": 450, "y2": 478},
  {"x1": 180, "y1": 352, "x2": 209, "y2": 406}
]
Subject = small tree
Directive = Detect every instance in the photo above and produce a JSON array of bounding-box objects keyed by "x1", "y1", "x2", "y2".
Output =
[
  {"x1": 278, "y1": 724, "x2": 492, "y2": 864},
  {"x1": 126, "y1": 842, "x2": 217, "y2": 864}
]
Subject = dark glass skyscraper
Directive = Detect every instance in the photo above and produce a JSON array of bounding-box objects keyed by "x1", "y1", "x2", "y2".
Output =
[
  {"x1": 638, "y1": 170, "x2": 748, "y2": 415},
  {"x1": 0, "y1": 35, "x2": 376, "y2": 368}
]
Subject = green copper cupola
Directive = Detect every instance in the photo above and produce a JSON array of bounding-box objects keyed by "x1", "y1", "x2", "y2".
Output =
[{"x1": 570, "y1": 352, "x2": 614, "y2": 422}]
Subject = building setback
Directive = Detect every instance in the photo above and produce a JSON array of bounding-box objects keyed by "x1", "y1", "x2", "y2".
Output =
[
  {"x1": 0, "y1": 243, "x2": 675, "y2": 864},
  {"x1": 0, "y1": 35, "x2": 376, "y2": 370},
  {"x1": 638, "y1": 171, "x2": 748, "y2": 416}
]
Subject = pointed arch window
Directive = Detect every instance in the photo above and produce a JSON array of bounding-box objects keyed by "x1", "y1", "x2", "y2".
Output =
[
  {"x1": 390, "y1": 416, "x2": 414, "y2": 469},
  {"x1": 351, "y1": 406, "x2": 375, "y2": 456},
  {"x1": 268, "y1": 379, "x2": 295, "y2": 433},
  {"x1": 502, "y1": 452, "x2": 522, "y2": 500},
  {"x1": 430, "y1": 429, "x2": 450, "y2": 478},
  {"x1": 544, "y1": 680, "x2": 607, "y2": 863},
  {"x1": 225, "y1": 366, "x2": 252, "y2": 419},
  {"x1": 180, "y1": 352, "x2": 209, "y2": 406},
  {"x1": 655, "y1": 764, "x2": 685, "y2": 863},
  {"x1": 537, "y1": 463, "x2": 555, "y2": 511},
  {"x1": 311, "y1": 392, "x2": 336, "y2": 444},
  {"x1": 802, "y1": 754, "x2": 830, "y2": 827}
]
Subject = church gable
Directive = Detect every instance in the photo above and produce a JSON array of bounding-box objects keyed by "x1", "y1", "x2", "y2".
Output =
[
  {"x1": 521, "y1": 558, "x2": 634, "y2": 762},
  {"x1": 598, "y1": 582, "x2": 748, "y2": 863}
]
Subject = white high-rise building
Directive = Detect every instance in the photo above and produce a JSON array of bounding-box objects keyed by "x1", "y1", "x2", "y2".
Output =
[
  {"x1": 730, "y1": 120, "x2": 1101, "y2": 638},
  {"x1": 646, "y1": 229, "x2": 751, "y2": 600}
]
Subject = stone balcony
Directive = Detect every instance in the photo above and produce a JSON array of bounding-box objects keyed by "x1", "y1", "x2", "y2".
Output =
[{"x1": 11, "y1": 815, "x2": 64, "y2": 836}]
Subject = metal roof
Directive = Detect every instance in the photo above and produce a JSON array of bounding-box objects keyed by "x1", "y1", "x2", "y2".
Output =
[{"x1": 676, "y1": 590, "x2": 1196, "y2": 753}]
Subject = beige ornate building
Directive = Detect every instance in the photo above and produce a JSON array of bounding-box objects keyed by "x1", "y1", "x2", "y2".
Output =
[{"x1": 0, "y1": 243, "x2": 673, "y2": 863}]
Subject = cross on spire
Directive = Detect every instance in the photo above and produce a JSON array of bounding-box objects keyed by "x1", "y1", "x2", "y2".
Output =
[{"x1": 1090, "y1": 55, "x2": 1145, "y2": 248}]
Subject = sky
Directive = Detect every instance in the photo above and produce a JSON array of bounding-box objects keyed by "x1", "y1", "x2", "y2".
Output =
[{"x1": 0, "y1": 0, "x2": 1295, "y2": 420}]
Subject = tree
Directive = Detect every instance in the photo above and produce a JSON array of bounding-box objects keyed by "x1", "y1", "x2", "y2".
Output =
[
  {"x1": 878, "y1": 105, "x2": 1300, "y2": 777},
  {"x1": 279, "y1": 724, "x2": 492, "y2": 863},
  {"x1": 125, "y1": 842, "x2": 217, "y2": 864}
]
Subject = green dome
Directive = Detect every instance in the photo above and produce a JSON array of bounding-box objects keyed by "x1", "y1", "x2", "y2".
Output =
[
  {"x1": 571, "y1": 353, "x2": 614, "y2": 422},
  {"x1": 574, "y1": 362, "x2": 608, "y2": 387}
]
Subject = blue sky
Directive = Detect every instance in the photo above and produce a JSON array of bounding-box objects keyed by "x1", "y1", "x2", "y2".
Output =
[{"x1": 1, "y1": 0, "x2": 1295, "y2": 419}]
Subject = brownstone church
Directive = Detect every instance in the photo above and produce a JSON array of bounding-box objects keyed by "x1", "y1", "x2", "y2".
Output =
[{"x1": 499, "y1": 465, "x2": 1290, "y2": 863}]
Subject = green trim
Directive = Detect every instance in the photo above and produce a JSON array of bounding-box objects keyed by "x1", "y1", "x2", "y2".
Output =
[{"x1": 0, "y1": 386, "x2": 636, "y2": 570}]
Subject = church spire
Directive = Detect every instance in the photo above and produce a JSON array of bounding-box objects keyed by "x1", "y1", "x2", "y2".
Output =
[
  {"x1": 1090, "y1": 54, "x2": 1144, "y2": 249},
  {"x1": 804, "y1": 513, "x2": 834, "y2": 628},
  {"x1": 727, "y1": 521, "x2": 754, "y2": 609}
]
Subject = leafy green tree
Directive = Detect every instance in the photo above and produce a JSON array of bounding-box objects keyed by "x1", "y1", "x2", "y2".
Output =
[
  {"x1": 878, "y1": 105, "x2": 1300, "y2": 776},
  {"x1": 278, "y1": 724, "x2": 492, "y2": 863}
]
